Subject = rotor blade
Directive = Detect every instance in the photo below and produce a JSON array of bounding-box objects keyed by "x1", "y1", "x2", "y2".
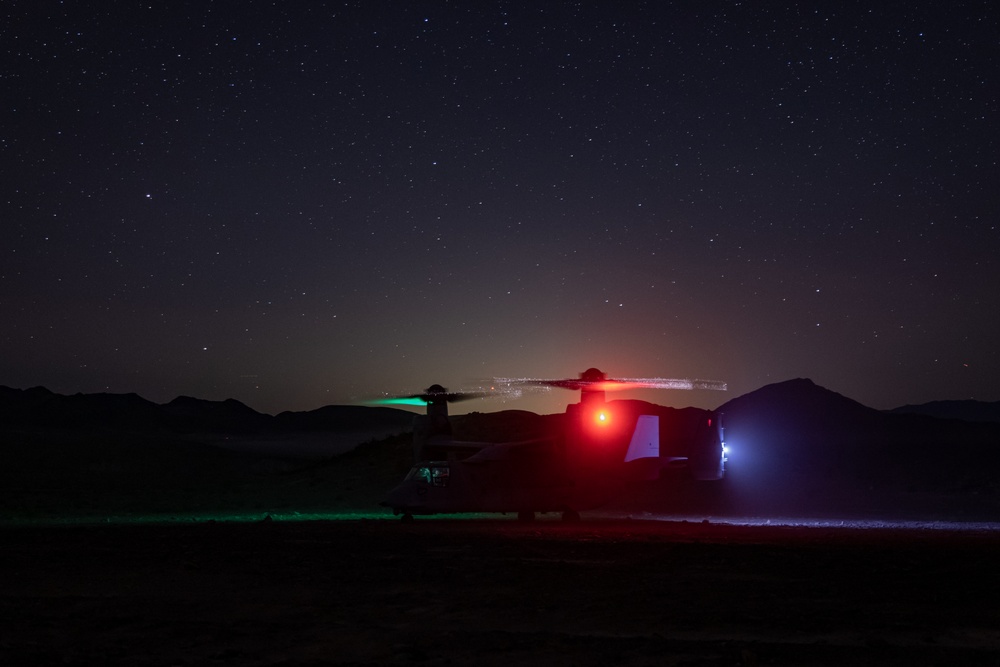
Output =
[
  {"x1": 442, "y1": 391, "x2": 493, "y2": 403},
  {"x1": 615, "y1": 378, "x2": 728, "y2": 391},
  {"x1": 366, "y1": 390, "x2": 494, "y2": 407},
  {"x1": 368, "y1": 396, "x2": 430, "y2": 407},
  {"x1": 493, "y1": 377, "x2": 727, "y2": 392}
]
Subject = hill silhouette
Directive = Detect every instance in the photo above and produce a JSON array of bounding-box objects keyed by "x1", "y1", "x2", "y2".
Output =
[
  {"x1": 2, "y1": 381, "x2": 999, "y2": 522},
  {"x1": 0, "y1": 385, "x2": 414, "y2": 436},
  {"x1": 716, "y1": 378, "x2": 1000, "y2": 484},
  {"x1": 686, "y1": 378, "x2": 1000, "y2": 520},
  {"x1": 889, "y1": 399, "x2": 1000, "y2": 424}
]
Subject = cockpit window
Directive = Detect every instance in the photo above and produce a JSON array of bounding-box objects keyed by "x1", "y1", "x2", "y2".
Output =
[
  {"x1": 405, "y1": 464, "x2": 449, "y2": 487},
  {"x1": 430, "y1": 466, "x2": 449, "y2": 487},
  {"x1": 405, "y1": 466, "x2": 431, "y2": 484}
]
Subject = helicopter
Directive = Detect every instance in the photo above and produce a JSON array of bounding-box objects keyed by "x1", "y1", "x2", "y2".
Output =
[{"x1": 379, "y1": 368, "x2": 727, "y2": 522}]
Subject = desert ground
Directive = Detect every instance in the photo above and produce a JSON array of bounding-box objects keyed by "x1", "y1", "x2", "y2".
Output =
[
  {"x1": 3, "y1": 383, "x2": 1000, "y2": 665},
  {"x1": 2, "y1": 517, "x2": 999, "y2": 666}
]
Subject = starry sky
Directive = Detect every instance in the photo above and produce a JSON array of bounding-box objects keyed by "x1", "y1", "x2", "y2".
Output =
[{"x1": 3, "y1": 1, "x2": 998, "y2": 416}]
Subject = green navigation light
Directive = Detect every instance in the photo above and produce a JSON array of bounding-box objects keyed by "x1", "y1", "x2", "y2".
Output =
[{"x1": 372, "y1": 396, "x2": 428, "y2": 406}]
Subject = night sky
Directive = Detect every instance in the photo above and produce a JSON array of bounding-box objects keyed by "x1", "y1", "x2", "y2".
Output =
[{"x1": 3, "y1": 2, "x2": 998, "y2": 416}]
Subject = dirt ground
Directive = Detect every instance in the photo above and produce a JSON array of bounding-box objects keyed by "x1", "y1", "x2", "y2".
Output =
[{"x1": 1, "y1": 518, "x2": 999, "y2": 666}]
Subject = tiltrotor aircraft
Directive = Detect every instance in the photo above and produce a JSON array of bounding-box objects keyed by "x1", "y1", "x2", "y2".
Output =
[{"x1": 379, "y1": 368, "x2": 727, "y2": 521}]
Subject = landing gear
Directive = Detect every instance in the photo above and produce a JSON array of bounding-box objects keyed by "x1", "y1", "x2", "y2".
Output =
[
  {"x1": 561, "y1": 509, "x2": 580, "y2": 523},
  {"x1": 517, "y1": 511, "x2": 535, "y2": 523}
]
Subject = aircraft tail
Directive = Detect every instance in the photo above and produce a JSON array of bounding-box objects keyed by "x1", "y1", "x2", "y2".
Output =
[
  {"x1": 623, "y1": 415, "x2": 659, "y2": 480},
  {"x1": 624, "y1": 415, "x2": 659, "y2": 461}
]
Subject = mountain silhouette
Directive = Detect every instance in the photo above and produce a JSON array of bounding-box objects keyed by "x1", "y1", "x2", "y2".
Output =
[
  {"x1": 3, "y1": 380, "x2": 999, "y2": 520},
  {"x1": 161, "y1": 396, "x2": 274, "y2": 433},
  {"x1": 889, "y1": 399, "x2": 1000, "y2": 424},
  {"x1": 0, "y1": 387, "x2": 171, "y2": 431},
  {"x1": 699, "y1": 378, "x2": 1000, "y2": 519},
  {"x1": 0, "y1": 385, "x2": 413, "y2": 435}
]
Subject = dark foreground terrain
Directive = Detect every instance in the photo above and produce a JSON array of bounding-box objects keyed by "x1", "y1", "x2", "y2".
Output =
[{"x1": 2, "y1": 519, "x2": 999, "y2": 666}]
